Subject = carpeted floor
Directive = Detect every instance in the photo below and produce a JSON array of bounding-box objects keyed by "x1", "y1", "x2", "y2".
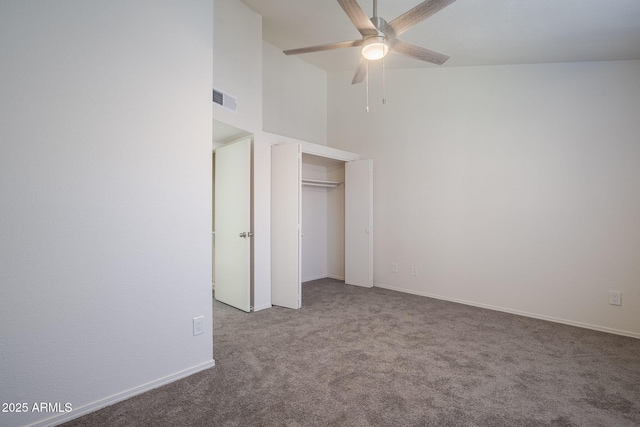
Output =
[{"x1": 64, "y1": 278, "x2": 640, "y2": 426}]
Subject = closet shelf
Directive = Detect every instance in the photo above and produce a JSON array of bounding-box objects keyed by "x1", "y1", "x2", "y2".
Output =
[{"x1": 302, "y1": 179, "x2": 342, "y2": 188}]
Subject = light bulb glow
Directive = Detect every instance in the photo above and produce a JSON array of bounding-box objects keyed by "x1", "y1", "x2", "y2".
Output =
[{"x1": 362, "y1": 36, "x2": 388, "y2": 60}]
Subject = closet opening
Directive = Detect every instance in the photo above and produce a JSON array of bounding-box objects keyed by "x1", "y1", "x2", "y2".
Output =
[
  {"x1": 272, "y1": 141, "x2": 372, "y2": 309},
  {"x1": 301, "y1": 154, "x2": 346, "y2": 283}
]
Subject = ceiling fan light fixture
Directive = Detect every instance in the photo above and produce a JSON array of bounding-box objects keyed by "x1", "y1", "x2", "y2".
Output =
[{"x1": 361, "y1": 36, "x2": 388, "y2": 60}]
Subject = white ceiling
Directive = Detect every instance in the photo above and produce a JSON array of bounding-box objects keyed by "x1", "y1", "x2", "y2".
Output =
[{"x1": 241, "y1": 0, "x2": 640, "y2": 71}]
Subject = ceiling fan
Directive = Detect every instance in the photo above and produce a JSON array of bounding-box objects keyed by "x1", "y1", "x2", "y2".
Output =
[{"x1": 283, "y1": 0, "x2": 456, "y2": 84}]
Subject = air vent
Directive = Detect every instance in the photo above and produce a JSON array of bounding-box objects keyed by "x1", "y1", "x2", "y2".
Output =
[
  {"x1": 213, "y1": 89, "x2": 237, "y2": 113},
  {"x1": 213, "y1": 90, "x2": 223, "y2": 105}
]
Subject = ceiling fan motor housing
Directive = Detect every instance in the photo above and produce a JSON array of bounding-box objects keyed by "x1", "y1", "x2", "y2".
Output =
[
  {"x1": 362, "y1": 36, "x2": 388, "y2": 60},
  {"x1": 361, "y1": 17, "x2": 389, "y2": 60},
  {"x1": 370, "y1": 16, "x2": 388, "y2": 32}
]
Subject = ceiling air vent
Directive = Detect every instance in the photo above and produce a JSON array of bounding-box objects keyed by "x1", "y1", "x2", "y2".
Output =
[{"x1": 213, "y1": 89, "x2": 237, "y2": 113}]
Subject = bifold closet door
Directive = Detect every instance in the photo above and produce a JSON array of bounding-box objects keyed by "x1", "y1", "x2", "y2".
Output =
[
  {"x1": 271, "y1": 143, "x2": 301, "y2": 309},
  {"x1": 214, "y1": 139, "x2": 252, "y2": 312},
  {"x1": 345, "y1": 159, "x2": 373, "y2": 287}
]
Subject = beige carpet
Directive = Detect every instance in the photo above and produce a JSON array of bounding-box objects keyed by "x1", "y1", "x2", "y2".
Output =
[{"x1": 64, "y1": 278, "x2": 640, "y2": 426}]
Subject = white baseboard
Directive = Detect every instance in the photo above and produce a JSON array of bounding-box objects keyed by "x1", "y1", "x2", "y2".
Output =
[
  {"x1": 253, "y1": 303, "x2": 272, "y2": 312},
  {"x1": 374, "y1": 282, "x2": 640, "y2": 340},
  {"x1": 301, "y1": 275, "x2": 345, "y2": 283},
  {"x1": 302, "y1": 274, "x2": 329, "y2": 283},
  {"x1": 33, "y1": 360, "x2": 215, "y2": 427}
]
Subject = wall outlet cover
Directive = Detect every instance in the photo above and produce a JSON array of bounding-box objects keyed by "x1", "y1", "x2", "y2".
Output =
[
  {"x1": 193, "y1": 316, "x2": 204, "y2": 336},
  {"x1": 608, "y1": 291, "x2": 622, "y2": 306}
]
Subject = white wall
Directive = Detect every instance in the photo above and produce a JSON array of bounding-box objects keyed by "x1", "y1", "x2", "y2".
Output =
[
  {"x1": 328, "y1": 60, "x2": 640, "y2": 337},
  {"x1": 0, "y1": 1, "x2": 214, "y2": 426},
  {"x1": 214, "y1": 0, "x2": 262, "y2": 134},
  {"x1": 302, "y1": 164, "x2": 329, "y2": 281},
  {"x1": 263, "y1": 41, "x2": 328, "y2": 145},
  {"x1": 213, "y1": 1, "x2": 328, "y2": 143}
]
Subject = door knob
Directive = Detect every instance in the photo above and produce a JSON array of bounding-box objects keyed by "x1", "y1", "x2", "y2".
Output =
[{"x1": 239, "y1": 232, "x2": 247, "y2": 238}]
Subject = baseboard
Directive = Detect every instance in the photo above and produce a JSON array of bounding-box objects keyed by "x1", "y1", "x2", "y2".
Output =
[
  {"x1": 302, "y1": 274, "x2": 329, "y2": 283},
  {"x1": 32, "y1": 360, "x2": 215, "y2": 427},
  {"x1": 302, "y1": 275, "x2": 345, "y2": 283},
  {"x1": 253, "y1": 303, "x2": 272, "y2": 312},
  {"x1": 374, "y1": 283, "x2": 640, "y2": 340}
]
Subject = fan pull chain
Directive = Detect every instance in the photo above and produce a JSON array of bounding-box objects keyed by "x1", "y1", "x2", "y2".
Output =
[
  {"x1": 365, "y1": 60, "x2": 370, "y2": 113},
  {"x1": 382, "y1": 55, "x2": 386, "y2": 105}
]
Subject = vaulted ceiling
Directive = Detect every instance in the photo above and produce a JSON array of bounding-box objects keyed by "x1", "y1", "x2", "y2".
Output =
[{"x1": 242, "y1": 0, "x2": 640, "y2": 71}]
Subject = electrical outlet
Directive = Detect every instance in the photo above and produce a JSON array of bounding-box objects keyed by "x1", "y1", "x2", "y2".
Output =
[
  {"x1": 391, "y1": 263, "x2": 398, "y2": 273},
  {"x1": 193, "y1": 316, "x2": 204, "y2": 336},
  {"x1": 608, "y1": 291, "x2": 622, "y2": 306},
  {"x1": 411, "y1": 266, "x2": 418, "y2": 276}
]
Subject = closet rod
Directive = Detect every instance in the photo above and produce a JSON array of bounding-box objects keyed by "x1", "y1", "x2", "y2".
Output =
[
  {"x1": 302, "y1": 182, "x2": 341, "y2": 188},
  {"x1": 301, "y1": 179, "x2": 342, "y2": 188}
]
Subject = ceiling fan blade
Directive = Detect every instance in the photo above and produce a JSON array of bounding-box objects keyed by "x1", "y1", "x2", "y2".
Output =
[
  {"x1": 382, "y1": 0, "x2": 456, "y2": 38},
  {"x1": 352, "y1": 56, "x2": 367, "y2": 85},
  {"x1": 337, "y1": 0, "x2": 378, "y2": 36},
  {"x1": 284, "y1": 40, "x2": 363, "y2": 56},
  {"x1": 390, "y1": 39, "x2": 450, "y2": 65}
]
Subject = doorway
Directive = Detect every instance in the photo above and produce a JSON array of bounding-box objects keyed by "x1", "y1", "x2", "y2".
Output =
[{"x1": 212, "y1": 120, "x2": 253, "y2": 312}]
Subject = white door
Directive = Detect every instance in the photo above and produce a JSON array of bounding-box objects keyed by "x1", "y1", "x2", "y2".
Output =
[
  {"x1": 271, "y1": 143, "x2": 301, "y2": 309},
  {"x1": 214, "y1": 139, "x2": 251, "y2": 312},
  {"x1": 345, "y1": 159, "x2": 373, "y2": 287}
]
